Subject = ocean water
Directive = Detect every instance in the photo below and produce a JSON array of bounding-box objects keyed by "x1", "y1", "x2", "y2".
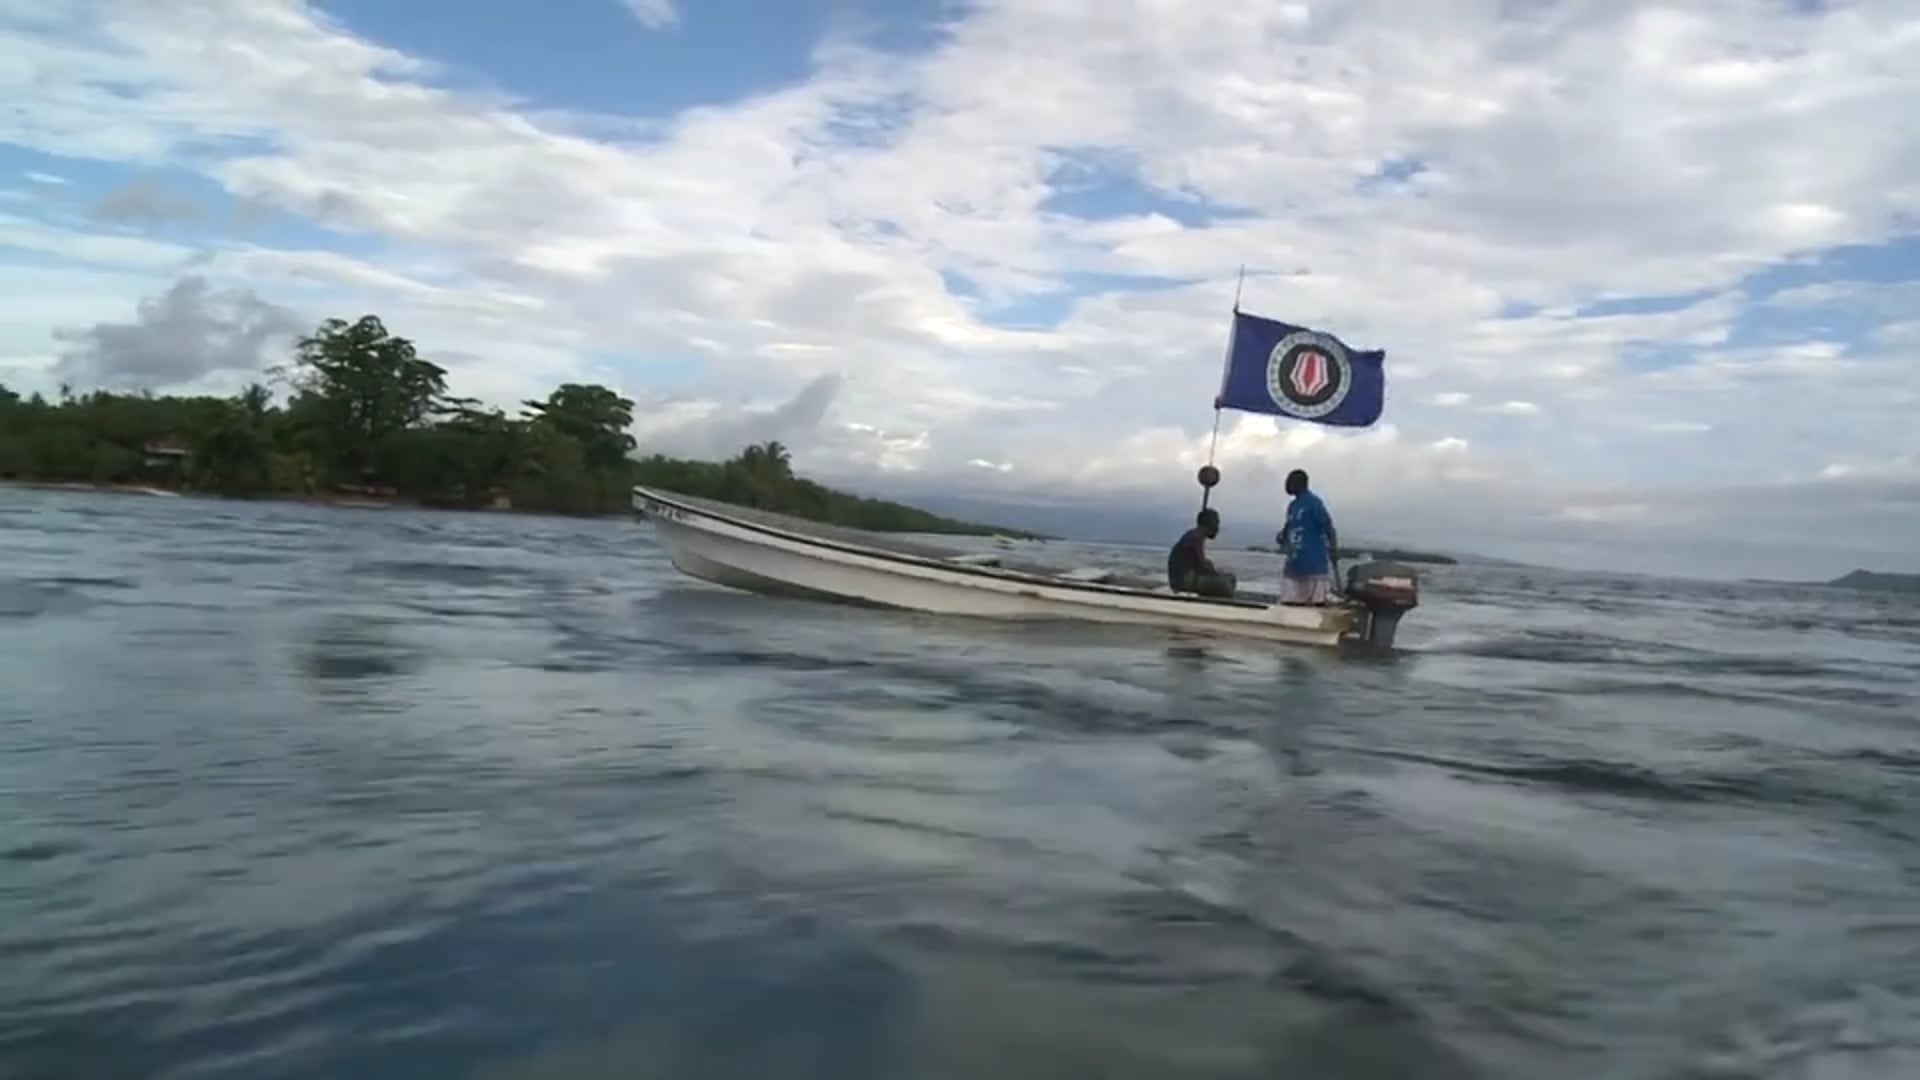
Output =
[{"x1": 3, "y1": 489, "x2": 1919, "y2": 1080}]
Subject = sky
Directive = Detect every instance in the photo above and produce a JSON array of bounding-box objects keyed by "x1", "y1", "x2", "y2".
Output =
[{"x1": 2, "y1": 0, "x2": 1918, "y2": 580}]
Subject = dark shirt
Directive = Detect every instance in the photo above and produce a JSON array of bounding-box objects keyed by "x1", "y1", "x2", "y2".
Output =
[{"x1": 1167, "y1": 526, "x2": 1208, "y2": 591}]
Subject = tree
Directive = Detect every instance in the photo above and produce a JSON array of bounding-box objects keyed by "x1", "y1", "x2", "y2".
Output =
[
  {"x1": 238, "y1": 382, "x2": 273, "y2": 420},
  {"x1": 508, "y1": 419, "x2": 594, "y2": 513},
  {"x1": 522, "y1": 383, "x2": 636, "y2": 472},
  {"x1": 0, "y1": 311, "x2": 1033, "y2": 537},
  {"x1": 193, "y1": 408, "x2": 271, "y2": 494},
  {"x1": 393, "y1": 399, "x2": 525, "y2": 508},
  {"x1": 287, "y1": 315, "x2": 448, "y2": 482},
  {"x1": 739, "y1": 440, "x2": 792, "y2": 479}
]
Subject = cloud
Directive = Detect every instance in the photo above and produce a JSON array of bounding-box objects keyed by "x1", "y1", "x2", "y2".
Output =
[
  {"x1": 23, "y1": 171, "x2": 67, "y2": 185},
  {"x1": 52, "y1": 274, "x2": 303, "y2": 389},
  {"x1": 0, "y1": 0, "x2": 1917, "y2": 576},
  {"x1": 0, "y1": 213, "x2": 192, "y2": 270},
  {"x1": 88, "y1": 181, "x2": 204, "y2": 225},
  {"x1": 621, "y1": 0, "x2": 678, "y2": 31},
  {"x1": 629, "y1": 373, "x2": 847, "y2": 462}
]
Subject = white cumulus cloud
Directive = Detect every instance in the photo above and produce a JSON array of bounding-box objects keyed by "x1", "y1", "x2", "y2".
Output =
[{"x1": 0, "y1": 0, "x2": 1916, "y2": 576}]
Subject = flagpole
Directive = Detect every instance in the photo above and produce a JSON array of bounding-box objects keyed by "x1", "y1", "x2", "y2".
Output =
[{"x1": 1199, "y1": 265, "x2": 1245, "y2": 512}]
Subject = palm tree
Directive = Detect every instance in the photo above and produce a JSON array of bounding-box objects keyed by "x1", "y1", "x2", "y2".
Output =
[
  {"x1": 760, "y1": 440, "x2": 790, "y2": 476},
  {"x1": 737, "y1": 440, "x2": 790, "y2": 477}
]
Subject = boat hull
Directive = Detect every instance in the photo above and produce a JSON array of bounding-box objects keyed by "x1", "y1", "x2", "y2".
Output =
[{"x1": 634, "y1": 487, "x2": 1371, "y2": 648}]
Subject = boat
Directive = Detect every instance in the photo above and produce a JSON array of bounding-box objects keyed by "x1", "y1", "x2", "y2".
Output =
[
  {"x1": 632, "y1": 294, "x2": 1421, "y2": 649},
  {"x1": 631, "y1": 485, "x2": 1420, "y2": 649}
]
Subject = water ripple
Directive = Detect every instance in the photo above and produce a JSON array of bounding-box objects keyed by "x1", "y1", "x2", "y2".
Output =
[{"x1": 2, "y1": 489, "x2": 1918, "y2": 1080}]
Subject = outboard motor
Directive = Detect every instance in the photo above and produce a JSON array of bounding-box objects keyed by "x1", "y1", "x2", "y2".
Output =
[{"x1": 1345, "y1": 561, "x2": 1420, "y2": 649}]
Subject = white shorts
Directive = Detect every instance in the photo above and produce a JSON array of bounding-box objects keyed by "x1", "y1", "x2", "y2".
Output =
[{"x1": 1279, "y1": 573, "x2": 1332, "y2": 605}]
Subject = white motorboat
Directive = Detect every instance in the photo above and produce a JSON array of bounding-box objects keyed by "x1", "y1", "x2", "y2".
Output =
[
  {"x1": 631, "y1": 485, "x2": 1420, "y2": 650},
  {"x1": 632, "y1": 298, "x2": 1419, "y2": 648}
]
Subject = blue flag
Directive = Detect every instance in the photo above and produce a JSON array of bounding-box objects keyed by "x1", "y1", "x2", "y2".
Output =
[{"x1": 1213, "y1": 311, "x2": 1386, "y2": 427}]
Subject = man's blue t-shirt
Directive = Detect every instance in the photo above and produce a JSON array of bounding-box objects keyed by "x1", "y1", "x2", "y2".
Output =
[{"x1": 1282, "y1": 491, "x2": 1332, "y2": 577}]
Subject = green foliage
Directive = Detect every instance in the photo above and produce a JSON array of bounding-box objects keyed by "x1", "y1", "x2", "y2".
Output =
[
  {"x1": 0, "y1": 317, "x2": 1028, "y2": 536},
  {"x1": 278, "y1": 315, "x2": 449, "y2": 483},
  {"x1": 630, "y1": 438, "x2": 1034, "y2": 537},
  {"x1": 522, "y1": 383, "x2": 636, "y2": 472}
]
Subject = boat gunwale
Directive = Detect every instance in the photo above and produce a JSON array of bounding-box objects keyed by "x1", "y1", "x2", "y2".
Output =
[{"x1": 632, "y1": 485, "x2": 1302, "y2": 615}]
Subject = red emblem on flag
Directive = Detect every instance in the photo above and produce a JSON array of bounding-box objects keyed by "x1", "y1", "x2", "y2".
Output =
[{"x1": 1289, "y1": 349, "x2": 1330, "y2": 399}]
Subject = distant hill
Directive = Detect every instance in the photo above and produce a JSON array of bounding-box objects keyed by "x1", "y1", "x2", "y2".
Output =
[
  {"x1": 1244, "y1": 543, "x2": 1458, "y2": 564},
  {"x1": 1292, "y1": 542, "x2": 1456, "y2": 565},
  {"x1": 1827, "y1": 570, "x2": 1920, "y2": 592},
  {"x1": 1750, "y1": 569, "x2": 1920, "y2": 591},
  {"x1": 1353, "y1": 547, "x2": 1458, "y2": 566},
  {"x1": 844, "y1": 488, "x2": 1477, "y2": 562},
  {"x1": 1265, "y1": 532, "x2": 1459, "y2": 565}
]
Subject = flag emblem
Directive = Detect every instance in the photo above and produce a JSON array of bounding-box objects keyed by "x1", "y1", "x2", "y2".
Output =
[{"x1": 1265, "y1": 330, "x2": 1352, "y2": 419}]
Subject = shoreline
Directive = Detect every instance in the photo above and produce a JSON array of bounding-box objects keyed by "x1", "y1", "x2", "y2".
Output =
[
  {"x1": 1, "y1": 479, "x2": 186, "y2": 498},
  {"x1": 0, "y1": 479, "x2": 1029, "y2": 538},
  {"x1": 0, "y1": 479, "x2": 574, "y2": 517}
]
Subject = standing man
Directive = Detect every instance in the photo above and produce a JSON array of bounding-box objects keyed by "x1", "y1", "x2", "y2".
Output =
[{"x1": 1278, "y1": 468, "x2": 1338, "y2": 605}]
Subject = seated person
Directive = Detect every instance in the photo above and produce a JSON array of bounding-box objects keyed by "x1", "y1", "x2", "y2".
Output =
[{"x1": 1166, "y1": 508, "x2": 1237, "y2": 598}]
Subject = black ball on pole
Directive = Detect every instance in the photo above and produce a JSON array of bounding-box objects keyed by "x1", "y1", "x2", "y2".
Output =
[{"x1": 1196, "y1": 464, "x2": 1221, "y2": 512}]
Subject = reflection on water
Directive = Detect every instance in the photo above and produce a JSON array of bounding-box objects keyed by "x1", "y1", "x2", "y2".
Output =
[{"x1": 2, "y1": 489, "x2": 1920, "y2": 1079}]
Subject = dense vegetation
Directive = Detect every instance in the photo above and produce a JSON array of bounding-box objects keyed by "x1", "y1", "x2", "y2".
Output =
[
  {"x1": 0, "y1": 313, "x2": 1025, "y2": 536},
  {"x1": 630, "y1": 443, "x2": 1041, "y2": 536}
]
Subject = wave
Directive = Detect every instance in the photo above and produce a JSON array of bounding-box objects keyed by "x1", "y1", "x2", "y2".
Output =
[
  {"x1": 1350, "y1": 745, "x2": 1903, "y2": 815},
  {"x1": 1422, "y1": 627, "x2": 1912, "y2": 689},
  {"x1": 1844, "y1": 749, "x2": 1920, "y2": 774},
  {"x1": 349, "y1": 558, "x2": 527, "y2": 589},
  {"x1": 0, "y1": 578, "x2": 113, "y2": 619}
]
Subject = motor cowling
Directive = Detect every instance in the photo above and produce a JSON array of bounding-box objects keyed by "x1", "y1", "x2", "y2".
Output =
[{"x1": 1345, "y1": 561, "x2": 1420, "y2": 649}]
